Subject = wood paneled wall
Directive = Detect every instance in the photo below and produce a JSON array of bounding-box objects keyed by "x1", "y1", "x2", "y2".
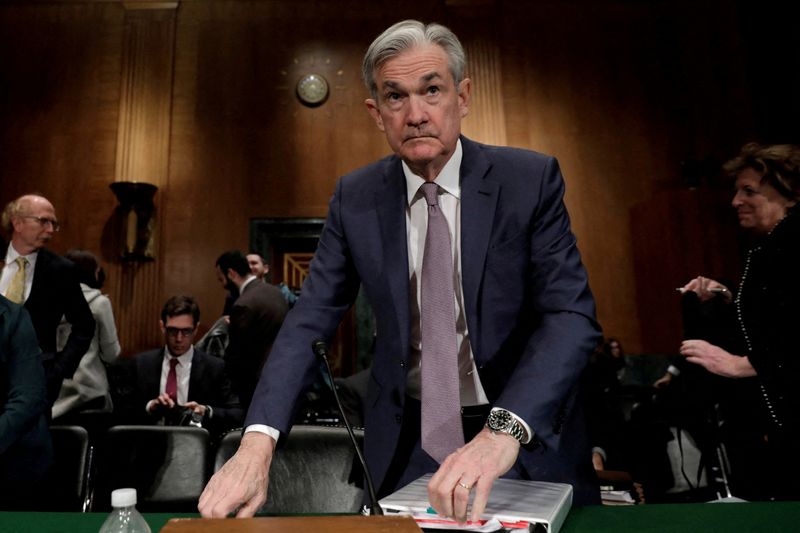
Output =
[{"x1": 1, "y1": 0, "x2": 797, "y2": 357}]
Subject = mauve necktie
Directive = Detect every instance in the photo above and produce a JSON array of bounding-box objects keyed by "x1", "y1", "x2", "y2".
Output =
[
  {"x1": 5, "y1": 256, "x2": 28, "y2": 304},
  {"x1": 419, "y1": 182, "x2": 464, "y2": 463},
  {"x1": 165, "y1": 357, "x2": 179, "y2": 403}
]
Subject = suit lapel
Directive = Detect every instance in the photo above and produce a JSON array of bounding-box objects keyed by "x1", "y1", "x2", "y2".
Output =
[
  {"x1": 188, "y1": 350, "x2": 204, "y2": 398},
  {"x1": 375, "y1": 158, "x2": 411, "y2": 363},
  {"x1": 26, "y1": 247, "x2": 51, "y2": 310},
  {"x1": 459, "y1": 138, "x2": 498, "y2": 360},
  {"x1": 141, "y1": 350, "x2": 165, "y2": 400}
]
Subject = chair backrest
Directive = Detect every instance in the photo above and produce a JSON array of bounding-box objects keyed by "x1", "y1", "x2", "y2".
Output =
[
  {"x1": 43, "y1": 425, "x2": 91, "y2": 511},
  {"x1": 92, "y1": 425, "x2": 210, "y2": 512},
  {"x1": 214, "y1": 425, "x2": 364, "y2": 514}
]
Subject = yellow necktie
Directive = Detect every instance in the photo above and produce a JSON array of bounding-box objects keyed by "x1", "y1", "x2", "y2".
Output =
[{"x1": 5, "y1": 256, "x2": 28, "y2": 304}]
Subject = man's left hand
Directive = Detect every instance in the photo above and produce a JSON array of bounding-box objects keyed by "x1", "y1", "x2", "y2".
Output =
[
  {"x1": 428, "y1": 428, "x2": 520, "y2": 524},
  {"x1": 183, "y1": 401, "x2": 207, "y2": 417}
]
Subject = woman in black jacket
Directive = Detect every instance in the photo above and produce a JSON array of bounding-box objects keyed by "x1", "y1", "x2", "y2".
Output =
[{"x1": 680, "y1": 143, "x2": 800, "y2": 500}]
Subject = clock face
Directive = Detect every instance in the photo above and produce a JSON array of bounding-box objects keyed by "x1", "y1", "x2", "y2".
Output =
[{"x1": 296, "y1": 73, "x2": 329, "y2": 106}]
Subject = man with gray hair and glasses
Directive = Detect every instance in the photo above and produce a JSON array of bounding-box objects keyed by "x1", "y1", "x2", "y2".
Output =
[
  {"x1": 201, "y1": 20, "x2": 600, "y2": 522},
  {"x1": 1, "y1": 194, "x2": 94, "y2": 407}
]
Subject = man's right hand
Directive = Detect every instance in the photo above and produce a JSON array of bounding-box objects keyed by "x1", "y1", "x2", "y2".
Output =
[
  {"x1": 146, "y1": 393, "x2": 176, "y2": 414},
  {"x1": 198, "y1": 431, "x2": 276, "y2": 518}
]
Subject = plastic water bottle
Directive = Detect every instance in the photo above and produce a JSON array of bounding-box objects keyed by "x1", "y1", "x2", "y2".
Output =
[{"x1": 98, "y1": 488, "x2": 152, "y2": 533}]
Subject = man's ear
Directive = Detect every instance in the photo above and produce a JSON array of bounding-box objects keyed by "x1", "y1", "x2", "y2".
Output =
[
  {"x1": 457, "y1": 78, "x2": 472, "y2": 119},
  {"x1": 365, "y1": 98, "x2": 385, "y2": 132},
  {"x1": 159, "y1": 320, "x2": 165, "y2": 333},
  {"x1": 11, "y1": 216, "x2": 24, "y2": 233}
]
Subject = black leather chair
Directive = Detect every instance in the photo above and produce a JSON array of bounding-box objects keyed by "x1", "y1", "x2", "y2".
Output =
[
  {"x1": 41, "y1": 425, "x2": 91, "y2": 511},
  {"x1": 91, "y1": 425, "x2": 210, "y2": 512},
  {"x1": 215, "y1": 425, "x2": 364, "y2": 513}
]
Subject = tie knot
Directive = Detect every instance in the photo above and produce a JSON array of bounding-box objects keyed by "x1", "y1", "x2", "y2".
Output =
[
  {"x1": 15, "y1": 257, "x2": 28, "y2": 269},
  {"x1": 169, "y1": 357, "x2": 179, "y2": 369},
  {"x1": 420, "y1": 182, "x2": 439, "y2": 207}
]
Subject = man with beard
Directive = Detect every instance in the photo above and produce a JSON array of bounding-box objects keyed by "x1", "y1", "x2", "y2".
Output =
[{"x1": 215, "y1": 250, "x2": 287, "y2": 410}]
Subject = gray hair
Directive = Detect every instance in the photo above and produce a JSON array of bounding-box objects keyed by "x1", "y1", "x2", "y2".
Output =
[
  {"x1": 1, "y1": 194, "x2": 45, "y2": 236},
  {"x1": 2, "y1": 197, "x2": 26, "y2": 236},
  {"x1": 362, "y1": 20, "x2": 466, "y2": 99}
]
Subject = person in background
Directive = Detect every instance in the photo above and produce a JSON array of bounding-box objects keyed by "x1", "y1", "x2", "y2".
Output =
[
  {"x1": 215, "y1": 251, "x2": 288, "y2": 411},
  {"x1": 200, "y1": 19, "x2": 599, "y2": 522},
  {"x1": 0, "y1": 291, "x2": 53, "y2": 509},
  {"x1": 0, "y1": 194, "x2": 95, "y2": 406},
  {"x1": 679, "y1": 142, "x2": 800, "y2": 500},
  {"x1": 246, "y1": 252, "x2": 298, "y2": 307},
  {"x1": 52, "y1": 250, "x2": 120, "y2": 420},
  {"x1": 583, "y1": 338, "x2": 627, "y2": 473},
  {"x1": 113, "y1": 295, "x2": 243, "y2": 439}
]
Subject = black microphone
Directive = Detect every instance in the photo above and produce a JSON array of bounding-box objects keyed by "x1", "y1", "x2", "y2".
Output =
[{"x1": 311, "y1": 339, "x2": 383, "y2": 516}]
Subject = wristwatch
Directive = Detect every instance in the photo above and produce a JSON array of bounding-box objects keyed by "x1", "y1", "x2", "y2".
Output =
[{"x1": 486, "y1": 408, "x2": 527, "y2": 443}]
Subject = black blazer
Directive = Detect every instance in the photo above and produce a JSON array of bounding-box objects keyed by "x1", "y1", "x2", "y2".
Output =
[
  {"x1": 113, "y1": 348, "x2": 243, "y2": 437},
  {"x1": 13, "y1": 247, "x2": 95, "y2": 405}
]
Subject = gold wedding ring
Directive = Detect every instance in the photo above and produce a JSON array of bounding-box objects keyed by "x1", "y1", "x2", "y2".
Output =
[{"x1": 457, "y1": 481, "x2": 471, "y2": 490}]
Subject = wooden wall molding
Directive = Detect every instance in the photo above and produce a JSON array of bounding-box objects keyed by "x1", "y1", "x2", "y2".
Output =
[
  {"x1": 461, "y1": 38, "x2": 507, "y2": 146},
  {"x1": 111, "y1": 1, "x2": 177, "y2": 353}
]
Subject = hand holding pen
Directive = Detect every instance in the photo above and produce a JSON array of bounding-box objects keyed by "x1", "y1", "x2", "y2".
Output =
[{"x1": 676, "y1": 276, "x2": 732, "y2": 303}]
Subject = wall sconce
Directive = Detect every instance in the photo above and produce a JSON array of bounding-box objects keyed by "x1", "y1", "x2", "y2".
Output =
[{"x1": 109, "y1": 181, "x2": 158, "y2": 261}]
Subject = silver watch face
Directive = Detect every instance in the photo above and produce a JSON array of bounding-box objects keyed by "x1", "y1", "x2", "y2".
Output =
[{"x1": 488, "y1": 409, "x2": 513, "y2": 431}]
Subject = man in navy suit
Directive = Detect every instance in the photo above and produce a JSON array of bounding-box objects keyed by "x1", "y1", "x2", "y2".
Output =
[
  {"x1": 201, "y1": 20, "x2": 600, "y2": 522},
  {"x1": 0, "y1": 194, "x2": 95, "y2": 406},
  {"x1": 0, "y1": 292, "x2": 53, "y2": 509},
  {"x1": 113, "y1": 295, "x2": 243, "y2": 438}
]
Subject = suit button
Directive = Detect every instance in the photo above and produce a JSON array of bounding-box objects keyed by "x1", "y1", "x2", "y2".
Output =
[
  {"x1": 395, "y1": 414, "x2": 402, "y2": 424},
  {"x1": 399, "y1": 361, "x2": 406, "y2": 368}
]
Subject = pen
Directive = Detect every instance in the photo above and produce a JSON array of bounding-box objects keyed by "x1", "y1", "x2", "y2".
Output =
[{"x1": 675, "y1": 287, "x2": 728, "y2": 293}]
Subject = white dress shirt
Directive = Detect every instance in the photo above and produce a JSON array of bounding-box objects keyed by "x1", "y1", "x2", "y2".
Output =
[
  {"x1": 145, "y1": 346, "x2": 194, "y2": 412},
  {"x1": 402, "y1": 140, "x2": 488, "y2": 407},
  {"x1": 0, "y1": 244, "x2": 38, "y2": 302}
]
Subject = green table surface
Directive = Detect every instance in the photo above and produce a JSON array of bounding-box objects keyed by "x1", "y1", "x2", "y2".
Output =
[{"x1": 1, "y1": 502, "x2": 799, "y2": 532}]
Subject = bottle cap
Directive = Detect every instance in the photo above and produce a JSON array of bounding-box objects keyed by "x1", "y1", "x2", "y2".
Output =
[{"x1": 111, "y1": 488, "x2": 137, "y2": 508}]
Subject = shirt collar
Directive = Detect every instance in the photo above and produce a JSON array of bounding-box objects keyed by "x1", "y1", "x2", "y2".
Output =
[
  {"x1": 404, "y1": 139, "x2": 462, "y2": 205},
  {"x1": 240, "y1": 275, "x2": 258, "y2": 292},
  {"x1": 165, "y1": 345, "x2": 194, "y2": 365},
  {"x1": 5, "y1": 243, "x2": 39, "y2": 265}
]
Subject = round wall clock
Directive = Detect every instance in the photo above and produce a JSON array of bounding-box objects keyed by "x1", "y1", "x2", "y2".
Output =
[{"x1": 296, "y1": 73, "x2": 329, "y2": 106}]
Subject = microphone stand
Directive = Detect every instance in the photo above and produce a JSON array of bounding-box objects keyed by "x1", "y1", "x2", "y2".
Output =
[{"x1": 312, "y1": 340, "x2": 383, "y2": 515}]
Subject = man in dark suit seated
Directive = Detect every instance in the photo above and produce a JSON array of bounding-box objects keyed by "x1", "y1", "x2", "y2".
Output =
[
  {"x1": 0, "y1": 292, "x2": 53, "y2": 509},
  {"x1": 0, "y1": 194, "x2": 95, "y2": 407},
  {"x1": 112, "y1": 295, "x2": 243, "y2": 438}
]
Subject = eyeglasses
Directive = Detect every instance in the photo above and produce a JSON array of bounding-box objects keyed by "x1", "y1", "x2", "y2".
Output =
[
  {"x1": 165, "y1": 327, "x2": 196, "y2": 338},
  {"x1": 22, "y1": 216, "x2": 61, "y2": 232}
]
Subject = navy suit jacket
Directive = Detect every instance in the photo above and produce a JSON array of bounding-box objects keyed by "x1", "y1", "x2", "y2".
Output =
[
  {"x1": 115, "y1": 348, "x2": 243, "y2": 437},
  {"x1": 0, "y1": 296, "x2": 53, "y2": 487},
  {"x1": 246, "y1": 137, "x2": 601, "y2": 502}
]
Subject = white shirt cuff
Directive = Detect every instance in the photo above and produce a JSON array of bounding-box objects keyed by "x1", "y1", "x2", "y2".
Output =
[
  {"x1": 667, "y1": 364, "x2": 681, "y2": 376},
  {"x1": 245, "y1": 424, "x2": 281, "y2": 442},
  {"x1": 592, "y1": 446, "x2": 608, "y2": 462}
]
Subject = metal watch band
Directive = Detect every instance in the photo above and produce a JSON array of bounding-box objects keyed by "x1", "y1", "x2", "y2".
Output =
[{"x1": 486, "y1": 408, "x2": 527, "y2": 443}]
